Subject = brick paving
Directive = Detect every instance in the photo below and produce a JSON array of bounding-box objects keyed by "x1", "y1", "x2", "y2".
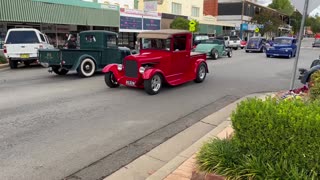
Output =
[{"x1": 164, "y1": 126, "x2": 233, "y2": 180}]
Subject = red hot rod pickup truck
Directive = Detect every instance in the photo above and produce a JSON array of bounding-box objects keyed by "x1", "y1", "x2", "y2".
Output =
[{"x1": 102, "y1": 29, "x2": 208, "y2": 95}]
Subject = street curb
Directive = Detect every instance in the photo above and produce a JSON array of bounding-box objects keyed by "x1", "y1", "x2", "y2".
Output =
[
  {"x1": 146, "y1": 93, "x2": 272, "y2": 180},
  {"x1": 0, "y1": 63, "x2": 9, "y2": 69},
  {"x1": 105, "y1": 93, "x2": 274, "y2": 180}
]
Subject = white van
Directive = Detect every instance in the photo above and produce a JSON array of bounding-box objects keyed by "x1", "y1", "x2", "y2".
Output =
[{"x1": 4, "y1": 28, "x2": 54, "y2": 69}]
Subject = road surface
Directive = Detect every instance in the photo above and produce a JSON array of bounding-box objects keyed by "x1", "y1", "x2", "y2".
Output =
[{"x1": 0, "y1": 38, "x2": 318, "y2": 180}]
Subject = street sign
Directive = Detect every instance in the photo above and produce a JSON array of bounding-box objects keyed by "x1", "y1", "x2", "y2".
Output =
[
  {"x1": 189, "y1": 20, "x2": 197, "y2": 32},
  {"x1": 189, "y1": 26, "x2": 196, "y2": 32},
  {"x1": 255, "y1": 27, "x2": 260, "y2": 33},
  {"x1": 189, "y1": 20, "x2": 196, "y2": 26}
]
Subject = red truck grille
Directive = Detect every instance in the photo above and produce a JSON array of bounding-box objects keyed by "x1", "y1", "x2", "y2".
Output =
[{"x1": 125, "y1": 60, "x2": 138, "y2": 78}]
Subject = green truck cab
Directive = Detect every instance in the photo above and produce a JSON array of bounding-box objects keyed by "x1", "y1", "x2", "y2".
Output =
[{"x1": 39, "y1": 30, "x2": 131, "y2": 77}]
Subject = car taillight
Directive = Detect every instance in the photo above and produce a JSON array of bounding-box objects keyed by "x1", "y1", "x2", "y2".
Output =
[{"x1": 3, "y1": 45, "x2": 7, "y2": 54}]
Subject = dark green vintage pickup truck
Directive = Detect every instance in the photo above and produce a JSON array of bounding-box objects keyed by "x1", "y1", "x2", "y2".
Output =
[{"x1": 39, "y1": 30, "x2": 131, "y2": 77}]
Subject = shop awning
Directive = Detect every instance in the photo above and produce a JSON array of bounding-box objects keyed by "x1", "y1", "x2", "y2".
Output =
[{"x1": 0, "y1": 0, "x2": 120, "y2": 27}]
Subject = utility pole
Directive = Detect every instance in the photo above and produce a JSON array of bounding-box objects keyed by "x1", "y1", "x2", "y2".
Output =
[{"x1": 289, "y1": 0, "x2": 309, "y2": 90}]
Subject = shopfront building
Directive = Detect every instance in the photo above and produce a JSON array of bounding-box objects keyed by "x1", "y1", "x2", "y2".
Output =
[
  {"x1": 119, "y1": 8, "x2": 161, "y2": 49},
  {"x1": 0, "y1": 0, "x2": 120, "y2": 48}
]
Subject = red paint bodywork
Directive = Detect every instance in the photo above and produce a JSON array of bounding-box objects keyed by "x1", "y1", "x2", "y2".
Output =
[
  {"x1": 240, "y1": 40, "x2": 247, "y2": 47},
  {"x1": 102, "y1": 32, "x2": 207, "y2": 89}
]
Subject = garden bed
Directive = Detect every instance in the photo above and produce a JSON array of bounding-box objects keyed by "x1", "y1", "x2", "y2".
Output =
[
  {"x1": 196, "y1": 72, "x2": 320, "y2": 179},
  {"x1": 0, "y1": 55, "x2": 7, "y2": 64}
]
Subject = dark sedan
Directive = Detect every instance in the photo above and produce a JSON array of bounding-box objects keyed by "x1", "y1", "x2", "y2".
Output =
[
  {"x1": 312, "y1": 39, "x2": 320, "y2": 47},
  {"x1": 245, "y1": 37, "x2": 267, "y2": 53}
]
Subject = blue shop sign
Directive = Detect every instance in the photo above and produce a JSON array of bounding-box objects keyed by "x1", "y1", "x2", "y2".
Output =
[
  {"x1": 120, "y1": 16, "x2": 143, "y2": 30},
  {"x1": 143, "y1": 18, "x2": 161, "y2": 31},
  {"x1": 241, "y1": 23, "x2": 248, "y2": 31}
]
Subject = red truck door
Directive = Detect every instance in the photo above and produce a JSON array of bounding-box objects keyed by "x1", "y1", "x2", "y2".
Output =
[{"x1": 171, "y1": 35, "x2": 189, "y2": 79}]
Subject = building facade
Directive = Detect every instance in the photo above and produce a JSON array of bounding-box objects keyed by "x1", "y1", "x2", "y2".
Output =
[
  {"x1": 118, "y1": 8, "x2": 162, "y2": 48},
  {"x1": 138, "y1": 0, "x2": 234, "y2": 36},
  {"x1": 217, "y1": 0, "x2": 290, "y2": 39},
  {"x1": 203, "y1": 0, "x2": 218, "y2": 16},
  {"x1": 0, "y1": 0, "x2": 122, "y2": 48}
]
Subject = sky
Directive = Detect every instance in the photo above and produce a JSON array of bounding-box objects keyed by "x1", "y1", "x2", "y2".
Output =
[{"x1": 257, "y1": 0, "x2": 320, "y2": 16}]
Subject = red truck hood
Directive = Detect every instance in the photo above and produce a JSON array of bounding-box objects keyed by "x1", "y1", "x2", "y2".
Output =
[{"x1": 125, "y1": 51, "x2": 171, "y2": 64}]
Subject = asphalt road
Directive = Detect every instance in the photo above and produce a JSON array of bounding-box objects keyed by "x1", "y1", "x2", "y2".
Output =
[{"x1": 0, "y1": 38, "x2": 319, "y2": 180}]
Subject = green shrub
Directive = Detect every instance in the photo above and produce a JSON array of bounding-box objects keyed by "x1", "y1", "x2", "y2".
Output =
[
  {"x1": 0, "y1": 55, "x2": 7, "y2": 64},
  {"x1": 310, "y1": 71, "x2": 320, "y2": 100},
  {"x1": 197, "y1": 98, "x2": 320, "y2": 179},
  {"x1": 197, "y1": 139, "x2": 241, "y2": 174}
]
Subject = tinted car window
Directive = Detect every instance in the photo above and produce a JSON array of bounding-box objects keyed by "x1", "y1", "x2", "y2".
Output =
[
  {"x1": 142, "y1": 38, "x2": 171, "y2": 50},
  {"x1": 40, "y1": 34, "x2": 46, "y2": 42},
  {"x1": 108, "y1": 35, "x2": 117, "y2": 47},
  {"x1": 6, "y1": 31, "x2": 39, "y2": 44},
  {"x1": 174, "y1": 35, "x2": 187, "y2": 51},
  {"x1": 85, "y1": 35, "x2": 96, "y2": 43},
  {"x1": 248, "y1": 38, "x2": 260, "y2": 43},
  {"x1": 274, "y1": 38, "x2": 292, "y2": 45},
  {"x1": 194, "y1": 35, "x2": 209, "y2": 41},
  {"x1": 230, "y1": 36, "x2": 240, "y2": 41},
  {"x1": 203, "y1": 40, "x2": 221, "y2": 44},
  {"x1": 216, "y1": 37, "x2": 224, "y2": 40}
]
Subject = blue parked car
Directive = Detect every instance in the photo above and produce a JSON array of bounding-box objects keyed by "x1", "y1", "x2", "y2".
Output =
[
  {"x1": 266, "y1": 37, "x2": 297, "y2": 58},
  {"x1": 245, "y1": 37, "x2": 267, "y2": 53}
]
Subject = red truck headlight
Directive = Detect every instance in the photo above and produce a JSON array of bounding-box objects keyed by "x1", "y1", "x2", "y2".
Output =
[
  {"x1": 139, "y1": 67, "x2": 146, "y2": 74},
  {"x1": 117, "y1": 64, "x2": 123, "y2": 71}
]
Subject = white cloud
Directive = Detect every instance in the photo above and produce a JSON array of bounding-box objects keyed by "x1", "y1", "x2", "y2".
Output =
[
  {"x1": 310, "y1": 6, "x2": 320, "y2": 16},
  {"x1": 256, "y1": 0, "x2": 320, "y2": 16}
]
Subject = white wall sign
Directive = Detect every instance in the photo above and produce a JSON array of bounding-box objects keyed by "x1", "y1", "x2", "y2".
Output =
[{"x1": 144, "y1": 1, "x2": 157, "y2": 12}]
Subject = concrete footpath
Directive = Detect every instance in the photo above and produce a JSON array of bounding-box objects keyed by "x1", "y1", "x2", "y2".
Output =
[
  {"x1": 0, "y1": 63, "x2": 8, "y2": 69},
  {"x1": 105, "y1": 93, "x2": 272, "y2": 180}
]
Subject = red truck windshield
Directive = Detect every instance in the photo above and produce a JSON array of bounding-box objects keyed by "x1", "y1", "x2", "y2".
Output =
[{"x1": 141, "y1": 38, "x2": 171, "y2": 50}]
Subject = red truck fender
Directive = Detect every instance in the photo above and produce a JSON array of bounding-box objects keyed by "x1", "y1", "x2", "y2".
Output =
[
  {"x1": 142, "y1": 68, "x2": 166, "y2": 81},
  {"x1": 194, "y1": 59, "x2": 209, "y2": 74},
  {"x1": 102, "y1": 64, "x2": 118, "y2": 73}
]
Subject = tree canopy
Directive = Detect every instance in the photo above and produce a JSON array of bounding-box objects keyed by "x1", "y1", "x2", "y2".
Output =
[
  {"x1": 251, "y1": 10, "x2": 282, "y2": 36},
  {"x1": 290, "y1": 11, "x2": 302, "y2": 34},
  {"x1": 308, "y1": 16, "x2": 320, "y2": 33},
  {"x1": 170, "y1": 17, "x2": 199, "y2": 32},
  {"x1": 268, "y1": 0, "x2": 294, "y2": 16}
]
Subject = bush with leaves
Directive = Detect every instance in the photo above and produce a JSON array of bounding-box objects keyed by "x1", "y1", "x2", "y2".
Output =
[
  {"x1": 309, "y1": 71, "x2": 320, "y2": 100},
  {"x1": 170, "y1": 17, "x2": 199, "y2": 32},
  {"x1": 0, "y1": 55, "x2": 7, "y2": 64},
  {"x1": 197, "y1": 98, "x2": 320, "y2": 179}
]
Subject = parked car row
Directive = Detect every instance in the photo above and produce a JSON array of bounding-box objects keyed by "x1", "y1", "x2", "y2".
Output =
[
  {"x1": 1, "y1": 28, "x2": 311, "y2": 95},
  {"x1": 4, "y1": 28, "x2": 209, "y2": 95}
]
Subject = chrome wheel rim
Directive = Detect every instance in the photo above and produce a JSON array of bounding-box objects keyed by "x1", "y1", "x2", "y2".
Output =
[
  {"x1": 215, "y1": 52, "x2": 218, "y2": 59},
  {"x1": 199, "y1": 65, "x2": 206, "y2": 80},
  {"x1": 151, "y1": 75, "x2": 161, "y2": 92}
]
